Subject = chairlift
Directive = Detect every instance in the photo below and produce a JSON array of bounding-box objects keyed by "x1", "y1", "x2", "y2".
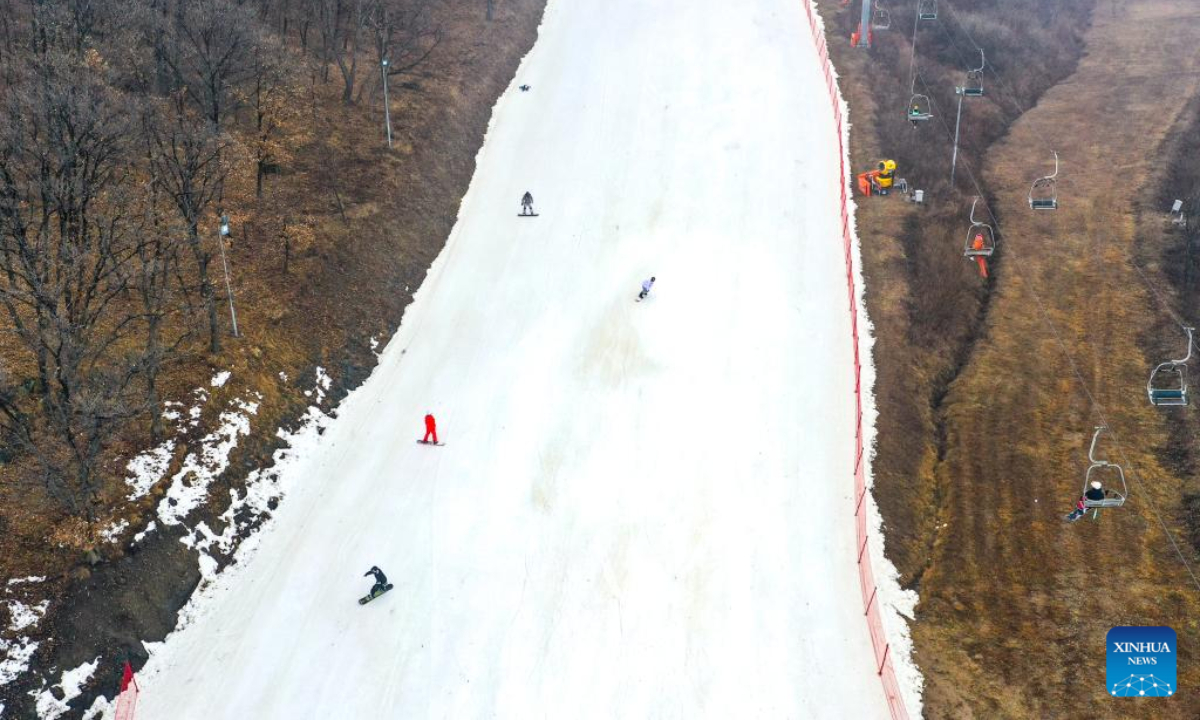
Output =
[
  {"x1": 962, "y1": 50, "x2": 985, "y2": 97},
  {"x1": 1081, "y1": 426, "x2": 1127, "y2": 509},
  {"x1": 1028, "y1": 150, "x2": 1059, "y2": 210},
  {"x1": 963, "y1": 197, "x2": 995, "y2": 257},
  {"x1": 872, "y1": 2, "x2": 891, "y2": 30},
  {"x1": 918, "y1": 0, "x2": 937, "y2": 21},
  {"x1": 907, "y1": 94, "x2": 933, "y2": 122},
  {"x1": 1147, "y1": 326, "x2": 1193, "y2": 406}
]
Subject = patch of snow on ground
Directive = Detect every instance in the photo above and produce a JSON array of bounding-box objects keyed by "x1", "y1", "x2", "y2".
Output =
[
  {"x1": 0, "y1": 638, "x2": 40, "y2": 686},
  {"x1": 100, "y1": 520, "x2": 129, "y2": 545},
  {"x1": 369, "y1": 336, "x2": 380, "y2": 352},
  {"x1": 279, "y1": 371, "x2": 288, "y2": 382},
  {"x1": 211, "y1": 371, "x2": 232, "y2": 388},
  {"x1": 150, "y1": 403, "x2": 334, "y2": 636},
  {"x1": 5, "y1": 577, "x2": 46, "y2": 587},
  {"x1": 133, "y1": 522, "x2": 157, "y2": 545},
  {"x1": 313, "y1": 367, "x2": 331, "y2": 404},
  {"x1": 6, "y1": 600, "x2": 49, "y2": 632},
  {"x1": 124, "y1": 441, "x2": 176, "y2": 501},
  {"x1": 156, "y1": 398, "x2": 260, "y2": 527},
  {"x1": 34, "y1": 657, "x2": 99, "y2": 720},
  {"x1": 81, "y1": 694, "x2": 112, "y2": 720}
]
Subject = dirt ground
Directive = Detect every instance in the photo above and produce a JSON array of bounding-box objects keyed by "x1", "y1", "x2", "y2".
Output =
[
  {"x1": 823, "y1": 0, "x2": 1200, "y2": 716},
  {"x1": 0, "y1": 1, "x2": 546, "y2": 716}
]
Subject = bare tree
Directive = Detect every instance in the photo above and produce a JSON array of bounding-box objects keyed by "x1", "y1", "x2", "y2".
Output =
[
  {"x1": 318, "y1": 0, "x2": 370, "y2": 104},
  {"x1": 248, "y1": 34, "x2": 296, "y2": 197},
  {"x1": 145, "y1": 94, "x2": 229, "y2": 353},
  {"x1": 160, "y1": 0, "x2": 258, "y2": 128},
  {"x1": 0, "y1": 56, "x2": 151, "y2": 525},
  {"x1": 362, "y1": 0, "x2": 442, "y2": 104},
  {"x1": 138, "y1": 130, "x2": 194, "y2": 442}
]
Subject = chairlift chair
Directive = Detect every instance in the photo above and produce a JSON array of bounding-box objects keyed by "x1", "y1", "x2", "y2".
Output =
[
  {"x1": 962, "y1": 50, "x2": 985, "y2": 97},
  {"x1": 918, "y1": 0, "x2": 937, "y2": 21},
  {"x1": 872, "y1": 3, "x2": 891, "y2": 30},
  {"x1": 1028, "y1": 151, "x2": 1059, "y2": 210},
  {"x1": 907, "y1": 93, "x2": 933, "y2": 122},
  {"x1": 1081, "y1": 426, "x2": 1127, "y2": 509},
  {"x1": 1147, "y1": 326, "x2": 1194, "y2": 406},
  {"x1": 963, "y1": 197, "x2": 995, "y2": 257}
]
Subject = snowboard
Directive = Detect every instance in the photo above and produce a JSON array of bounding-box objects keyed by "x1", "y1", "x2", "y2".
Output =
[
  {"x1": 359, "y1": 584, "x2": 394, "y2": 605},
  {"x1": 518, "y1": 213, "x2": 539, "y2": 217},
  {"x1": 417, "y1": 439, "x2": 445, "y2": 446}
]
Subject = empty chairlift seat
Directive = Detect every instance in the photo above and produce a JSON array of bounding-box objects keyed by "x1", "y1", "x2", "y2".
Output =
[
  {"x1": 872, "y1": 4, "x2": 891, "y2": 30},
  {"x1": 962, "y1": 50, "x2": 986, "y2": 97},
  {"x1": 918, "y1": 0, "x2": 937, "y2": 21},
  {"x1": 1028, "y1": 150, "x2": 1060, "y2": 210},
  {"x1": 1148, "y1": 326, "x2": 1193, "y2": 406}
]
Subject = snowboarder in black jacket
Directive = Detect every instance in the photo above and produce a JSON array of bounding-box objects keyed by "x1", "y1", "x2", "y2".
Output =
[{"x1": 365, "y1": 566, "x2": 389, "y2": 596}]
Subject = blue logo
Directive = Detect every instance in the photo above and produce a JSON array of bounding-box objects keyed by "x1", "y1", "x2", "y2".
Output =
[{"x1": 1107, "y1": 626, "x2": 1176, "y2": 697}]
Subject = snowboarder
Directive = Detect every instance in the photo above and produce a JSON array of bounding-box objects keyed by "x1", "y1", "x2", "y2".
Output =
[
  {"x1": 520, "y1": 191, "x2": 535, "y2": 216},
  {"x1": 360, "y1": 566, "x2": 393, "y2": 604},
  {"x1": 421, "y1": 413, "x2": 438, "y2": 444},
  {"x1": 637, "y1": 276, "x2": 656, "y2": 301}
]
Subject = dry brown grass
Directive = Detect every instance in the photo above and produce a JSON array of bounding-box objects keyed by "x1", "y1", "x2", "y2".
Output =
[
  {"x1": 822, "y1": 0, "x2": 1200, "y2": 716},
  {"x1": 919, "y1": 0, "x2": 1200, "y2": 716}
]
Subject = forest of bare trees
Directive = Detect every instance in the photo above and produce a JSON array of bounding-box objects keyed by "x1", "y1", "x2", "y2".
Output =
[{"x1": 0, "y1": 0, "x2": 447, "y2": 547}]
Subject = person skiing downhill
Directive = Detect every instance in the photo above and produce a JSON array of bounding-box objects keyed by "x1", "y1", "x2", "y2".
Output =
[
  {"x1": 364, "y1": 566, "x2": 389, "y2": 596},
  {"x1": 520, "y1": 192, "x2": 535, "y2": 216},
  {"x1": 637, "y1": 276, "x2": 656, "y2": 301},
  {"x1": 421, "y1": 413, "x2": 438, "y2": 444}
]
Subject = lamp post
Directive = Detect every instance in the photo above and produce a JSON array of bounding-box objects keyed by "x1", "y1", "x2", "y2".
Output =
[
  {"x1": 217, "y1": 214, "x2": 239, "y2": 338},
  {"x1": 381, "y1": 58, "x2": 393, "y2": 148}
]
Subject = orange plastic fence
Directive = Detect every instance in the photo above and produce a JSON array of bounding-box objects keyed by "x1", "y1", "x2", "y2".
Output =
[{"x1": 799, "y1": 2, "x2": 911, "y2": 718}]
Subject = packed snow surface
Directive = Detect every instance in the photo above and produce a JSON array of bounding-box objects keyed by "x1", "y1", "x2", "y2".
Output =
[{"x1": 134, "y1": 0, "x2": 898, "y2": 716}]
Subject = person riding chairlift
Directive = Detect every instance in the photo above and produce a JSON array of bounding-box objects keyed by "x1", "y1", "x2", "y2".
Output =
[{"x1": 1066, "y1": 481, "x2": 1106, "y2": 522}]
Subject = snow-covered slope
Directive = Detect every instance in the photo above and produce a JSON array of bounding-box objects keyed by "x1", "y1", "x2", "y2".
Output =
[{"x1": 134, "y1": 0, "x2": 893, "y2": 716}]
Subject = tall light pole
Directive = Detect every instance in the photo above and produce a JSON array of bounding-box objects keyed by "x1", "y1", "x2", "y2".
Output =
[
  {"x1": 217, "y1": 214, "x2": 239, "y2": 338},
  {"x1": 381, "y1": 58, "x2": 393, "y2": 148}
]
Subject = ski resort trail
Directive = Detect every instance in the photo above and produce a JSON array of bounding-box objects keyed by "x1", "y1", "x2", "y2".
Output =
[{"x1": 134, "y1": 0, "x2": 892, "y2": 716}]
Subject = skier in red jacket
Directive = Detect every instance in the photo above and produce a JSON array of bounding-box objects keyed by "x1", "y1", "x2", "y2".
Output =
[{"x1": 421, "y1": 413, "x2": 438, "y2": 444}]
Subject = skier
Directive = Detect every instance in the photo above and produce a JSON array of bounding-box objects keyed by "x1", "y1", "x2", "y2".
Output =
[
  {"x1": 421, "y1": 413, "x2": 438, "y2": 444},
  {"x1": 519, "y1": 84, "x2": 531, "y2": 92},
  {"x1": 521, "y1": 191, "x2": 535, "y2": 216},
  {"x1": 637, "y1": 276, "x2": 656, "y2": 301}
]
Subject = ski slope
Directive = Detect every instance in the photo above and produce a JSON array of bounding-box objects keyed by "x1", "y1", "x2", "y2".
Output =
[{"x1": 135, "y1": 0, "x2": 894, "y2": 716}]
